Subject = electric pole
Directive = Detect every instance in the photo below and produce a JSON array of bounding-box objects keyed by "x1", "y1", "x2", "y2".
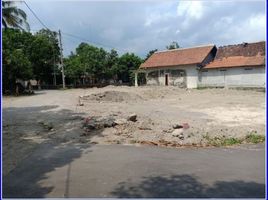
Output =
[{"x1": 58, "y1": 30, "x2": 65, "y2": 89}]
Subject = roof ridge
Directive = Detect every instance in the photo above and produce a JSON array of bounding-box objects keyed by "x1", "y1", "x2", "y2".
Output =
[
  {"x1": 155, "y1": 44, "x2": 215, "y2": 54},
  {"x1": 218, "y1": 40, "x2": 265, "y2": 48}
]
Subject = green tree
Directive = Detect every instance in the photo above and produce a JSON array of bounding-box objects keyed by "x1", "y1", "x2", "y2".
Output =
[
  {"x1": 28, "y1": 29, "x2": 60, "y2": 84},
  {"x1": 2, "y1": 1, "x2": 29, "y2": 30},
  {"x1": 166, "y1": 41, "x2": 180, "y2": 50},
  {"x1": 64, "y1": 43, "x2": 143, "y2": 85},
  {"x1": 145, "y1": 49, "x2": 158, "y2": 60},
  {"x1": 2, "y1": 28, "x2": 33, "y2": 93},
  {"x1": 117, "y1": 53, "x2": 142, "y2": 84},
  {"x1": 105, "y1": 49, "x2": 119, "y2": 80}
]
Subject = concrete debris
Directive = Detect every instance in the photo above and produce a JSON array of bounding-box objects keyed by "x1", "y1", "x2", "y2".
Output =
[
  {"x1": 163, "y1": 128, "x2": 173, "y2": 133},
  {"x1": 172, "y1": 129, "x2": 184, "y2": 137},
  {"x1": 82, "y1": 91, "x2": 143, "y2": 103},
  {"x1": 83, "y1": 116, "x2": 116, "y2": 130},
  {"x1": 173, "y1": 124, "x2": 183, "y2": 129},
  {"x1": 114, "y1": 118, "x2": 127, "y2": 125},
  {"x1": 173, "y1": 123, "x2": 190, "y2": 130},
  {"x1": 127, "y1": 113, "x2": 137, "y2": 122}
]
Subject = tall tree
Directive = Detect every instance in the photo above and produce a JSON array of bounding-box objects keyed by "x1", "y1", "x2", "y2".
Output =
[
  {"x1": 117, "y1": 53, "x2": 142, "y2": 83},
  {"x1": 106, "y1": 49, "x2": 119, "y2": 80},
  {"x1": 2, "y1": 28, "x2": 33, "y2": 93},
  {"x1": 166, "y1": 41, "x2": 180, "y2": 50},
  {"x1": 2, "y1": 1, "x2": 29, "y2": 31}
]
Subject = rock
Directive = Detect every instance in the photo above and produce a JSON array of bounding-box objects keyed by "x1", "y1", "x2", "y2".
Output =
[
  {"x1": 172, "y1": 129, "x2": 183, "y2": 137},
  {"x1": 178, "y1": 135, "x2": 184, "y2": 140},
  {"x1": 102, "y1": 118, "x2": 116, "y2": 128},
  {"x1": 114, "y1": 118, "x2": 127, "y2": 125},
  {"x1": 127, "y1": 113, "x2": 137, "y2": 122},
  {"x1": 173, "y1": 124, "x2": 183, "y2": 129}
]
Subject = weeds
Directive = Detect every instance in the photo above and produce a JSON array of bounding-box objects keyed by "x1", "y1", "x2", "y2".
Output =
[
  {"x1": 203, "y1": 132, "x2": 265, "y2": 147},
  {"x1": 245, "y1": 133, "x2": 265, "y2": 144}
]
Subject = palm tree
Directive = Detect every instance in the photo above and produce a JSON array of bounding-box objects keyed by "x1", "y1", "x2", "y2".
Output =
[{"x1": 2, "y1": 1, "x2": 29, "y2": 31}]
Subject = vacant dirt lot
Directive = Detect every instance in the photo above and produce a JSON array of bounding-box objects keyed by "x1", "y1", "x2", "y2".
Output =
[{"x1": 3, "y1": 86, "x2": 265, "y2": 175}]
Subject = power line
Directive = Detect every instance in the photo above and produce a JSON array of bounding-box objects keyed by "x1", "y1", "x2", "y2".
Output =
[
  {"x1": 23, "y1": 1, "x2": 129, "y2": 53},
  {"x1": 62, "y1": 32, "x2": 116, "y2": 50},
  {"x1": 23, "y1": 1, "x2": 49, "y2": 30}
]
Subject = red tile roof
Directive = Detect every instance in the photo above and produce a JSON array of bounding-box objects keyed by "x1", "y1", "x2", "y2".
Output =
[
  {"x1": 140, "y1": 45, "x2": 215, "y2": 69},
  {"x1": 215, "y1": 41, "x2": 265, "y2": 59},
  {"x1": 204, "y1": 56, "x2": 265, "y2": 69},
  {"x1": 204, "y1": 41, "x2": 265, "y2": 69}
]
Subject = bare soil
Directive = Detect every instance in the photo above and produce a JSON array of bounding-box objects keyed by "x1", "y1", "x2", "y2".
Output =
[{"x1": 3, "y1": 86, "x2": 265, "y2": 175}]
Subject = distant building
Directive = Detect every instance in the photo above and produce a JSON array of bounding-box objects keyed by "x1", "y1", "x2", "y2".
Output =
[{"x1": 136, "y1": 41, "x2": 265, "y2": 88}]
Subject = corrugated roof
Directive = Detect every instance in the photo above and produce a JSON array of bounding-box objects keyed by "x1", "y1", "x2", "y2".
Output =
[{"x1": 140, "y1": 45, "x2": 215, "y2": 69}]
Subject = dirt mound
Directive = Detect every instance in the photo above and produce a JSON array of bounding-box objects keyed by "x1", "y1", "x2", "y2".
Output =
[{"x1": 82, "y1": 91, "x2": 143, "y2": 102}]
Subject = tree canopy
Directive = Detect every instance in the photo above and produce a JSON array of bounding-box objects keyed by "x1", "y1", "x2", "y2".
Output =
[
  {"x1": 64, "y1": 43, "x2": 143, "y2": 85},
  {"x1": 2, "y1": 1, "x2": 29, "y2": 31},
  {"x1": 145, "y1": 49, "x2": 158, "y2": 60},
  {"x1": 3, "y1": 28, "x2": 143, "y2": 94},
  {"x1": 166, "y1": 41, "x2": 180, "y2": 50},
  {"x1": 2, "y1": 28, "x2": 60, "y2": 93}
]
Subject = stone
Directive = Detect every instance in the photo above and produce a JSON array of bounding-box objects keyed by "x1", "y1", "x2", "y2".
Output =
[
  {"x1": 103, "y1": 118, "x2": 116, "y2": 128},
  {"x1": 114, "y1": 118, "x2": 127, "y2": 125},
  {"x1": 172, "y1": 129, "x2": 184, "y2": 137},
  {"x1": 127, "y1": 113, "x2": 137, "y2": 122},
  {"x1": 173, "y1": 124, "x2": 183, "y2": 129},
  {"x1": 178, "y1": 135, "x2": 184, "y2": 140}
]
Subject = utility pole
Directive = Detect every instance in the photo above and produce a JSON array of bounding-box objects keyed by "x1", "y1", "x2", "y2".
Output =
[{"x1": 58, "y1": 30, "x2": 65, "y2": 89}]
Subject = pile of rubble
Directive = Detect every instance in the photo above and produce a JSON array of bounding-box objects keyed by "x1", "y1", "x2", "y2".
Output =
[
  {"x1": 80, "y1": 91, "x2": 143, "y2": 103},
  {"x1": 82, "y1": 113, "x2": 137, "y2": 133}
]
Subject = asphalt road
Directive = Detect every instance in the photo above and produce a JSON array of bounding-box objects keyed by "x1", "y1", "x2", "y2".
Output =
[{"x1": 3, "y1": 143, "x2": 265, "y2": 198}]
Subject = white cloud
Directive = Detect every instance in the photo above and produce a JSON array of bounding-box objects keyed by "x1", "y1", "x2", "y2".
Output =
[
  {"x1": 20, "y1": 1, "x2": 266, "y2": 57},
  {"x1": 177, "y1": 1, "x2": 204, "y2": 19},
  {"x1": 175, "y1": 29, "x2": 180, "y2": 34},
  {"x1": 248, "y1": 13, "x2": 266, "y2": 29},
  {"x1": 144, "y1": 12, "x2": 173, "y2": 27}
]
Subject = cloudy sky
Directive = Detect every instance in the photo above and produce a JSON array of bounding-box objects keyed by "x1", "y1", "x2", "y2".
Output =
[{"x1": 20, "y1": 0, "x2": 266, "y2": 57}]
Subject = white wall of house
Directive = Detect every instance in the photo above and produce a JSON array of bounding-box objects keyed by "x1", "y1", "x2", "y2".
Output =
[
  {"x1": 145, "y1": 65, "x2": 198, "y2": 88},
  {"x1": 198, "y1": 66, "x2": 265, "y2": 87}
]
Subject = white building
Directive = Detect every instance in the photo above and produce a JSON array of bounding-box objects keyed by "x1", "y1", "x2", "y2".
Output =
[{"x1": 136, "y1": 41, "x2": 265, "y2": 88}]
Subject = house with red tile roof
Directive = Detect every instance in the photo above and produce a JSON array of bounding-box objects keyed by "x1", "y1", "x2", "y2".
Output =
[
  {"x1": 136, "y1": 41, "x2": 265, "y2": 88},
  {"x1": 200, "y1": 41, "x2": 265, "y2": 88}
]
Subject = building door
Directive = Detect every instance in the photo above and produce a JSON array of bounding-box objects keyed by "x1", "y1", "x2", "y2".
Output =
[{"x1": 165, "y1": 74, "x2": 169, "y2": 86}]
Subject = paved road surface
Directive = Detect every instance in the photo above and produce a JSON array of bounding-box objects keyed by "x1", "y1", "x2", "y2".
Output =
[{"x1": 3, "y1": 143, "x2": 265, "y2": 198}]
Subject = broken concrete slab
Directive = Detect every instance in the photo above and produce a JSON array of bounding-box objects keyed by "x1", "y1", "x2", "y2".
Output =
[
  {"x1": 114, "y1": 118, "x2": 127, "y2": 125},
  {"x1": 172, "y1": 129, "x2": 184, "y2": 137}
]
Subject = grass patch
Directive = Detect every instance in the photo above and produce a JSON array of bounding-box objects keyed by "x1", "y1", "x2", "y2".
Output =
[
  {"x1": 204, "y1": 135, "x2": 242, "y2": 147},
  {"x1": 203, "y1": 133, "x2": 265, "y2": 147},
  {"x1": 245, "y1": 133, "x2": 265, "y2": 144}
]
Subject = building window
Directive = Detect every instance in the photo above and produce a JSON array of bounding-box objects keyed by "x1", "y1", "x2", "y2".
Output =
[
  {"x1": 244, "y1": 68, "x2": 253, "y2": 70},
  {"x1": 219, "y1": 69, "x2": 227, "y2": 71},
  {"x1": 201, "y1": 70, "x2": 208, "y2": 72},
  {"x1": 148, "y1": 71, "x2": 158, "y2": 78}
]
